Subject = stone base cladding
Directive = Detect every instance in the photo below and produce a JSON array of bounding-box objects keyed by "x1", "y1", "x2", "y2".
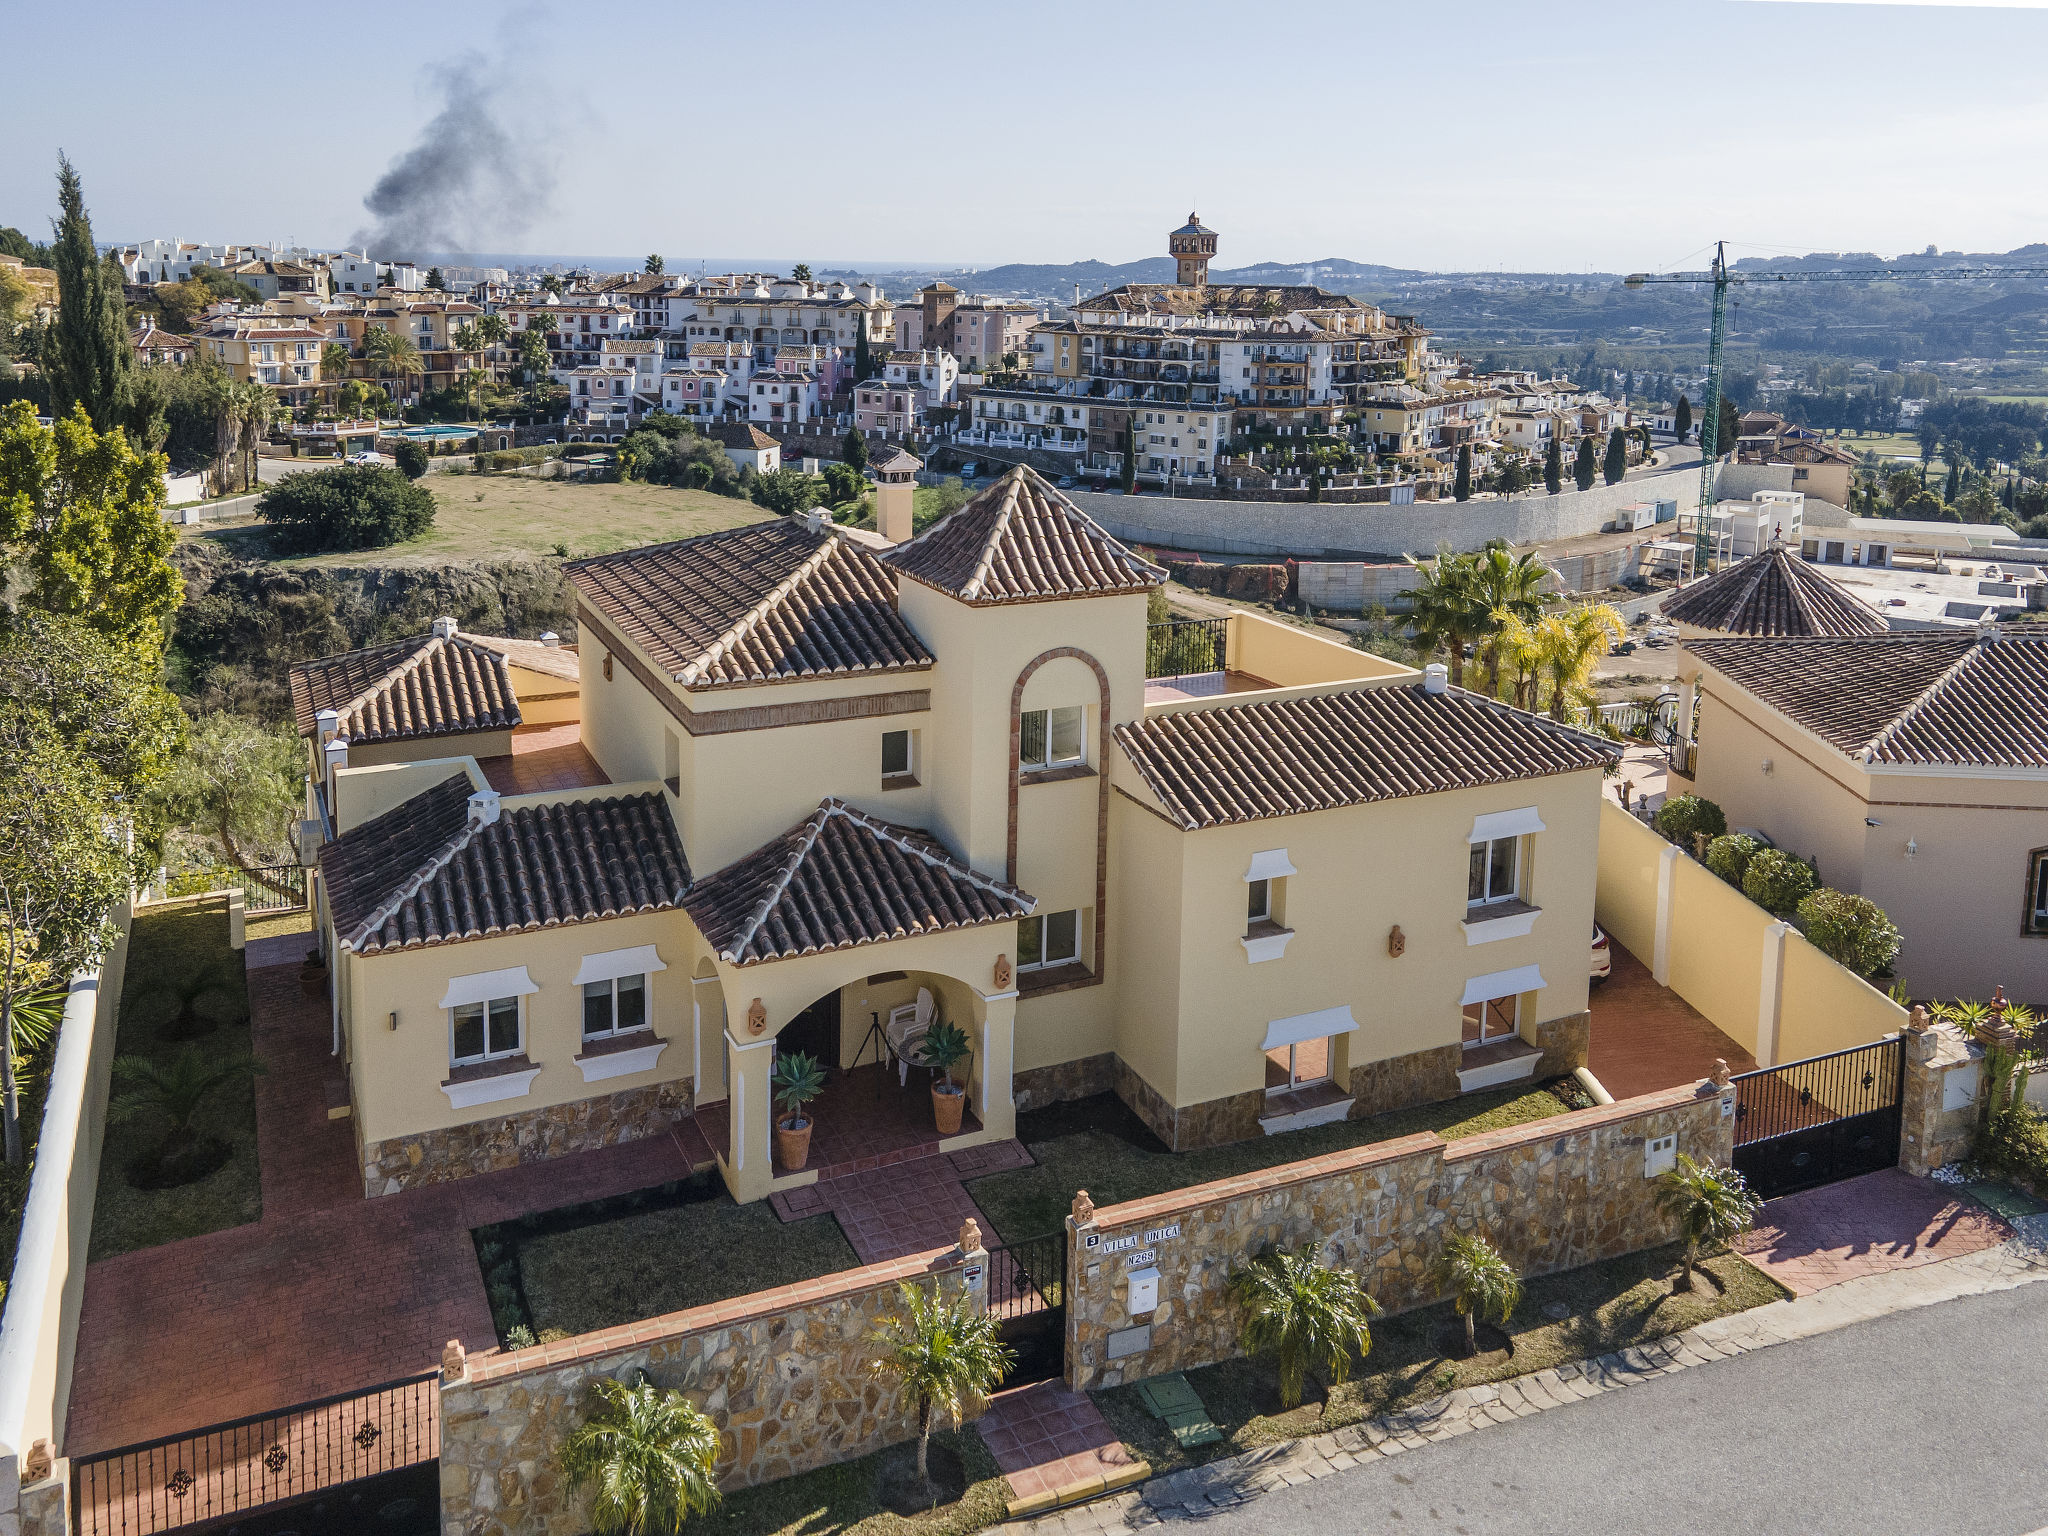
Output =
[
  {"x1": 1013, "y1": 1053, "x2": 1116, "y2": 1114},
  {"x1": 1528, "y1": 1010, "x2": 1591, "y2": 1080},
  {"x1": 440, "y1": 1245, "x2": 973, "y2": 1536},
  {"x1": 1348, "y1": 1043, "x2": 1461, "y2": 1120},
  {"x1": 360, "y1": 1080, "x2": 692, "y2": 1197},
  {"x1": 1900, "y1": 1022, "x2": 1982, "y2": 1176},
  {"x1": 1066, "y1": 1080, "x2": 1735, "y2": 1392},
  {"x1": 1112, "y1": 1058, "x2": 1262, "y2": 1152}
]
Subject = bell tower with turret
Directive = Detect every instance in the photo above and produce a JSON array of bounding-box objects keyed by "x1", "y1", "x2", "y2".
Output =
[{"x1": 1169, "y1": 213, "x2": 1217, "y2": 287}]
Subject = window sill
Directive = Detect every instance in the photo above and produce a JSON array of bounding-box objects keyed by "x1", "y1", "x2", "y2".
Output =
[
  {"x1": 441, "y1": 1054, "x2": 541, "y2": 1109},
  {"x1": 1018, "y1": 763, "x2": 1094, "y2": 787},
  {"x1": 573, "y1": 1029, "x2": 668, "y2": 1083},
  {"x1": 1018, "y1": 960, "x2": 1093, "y2": 997},
  {"x1": 1242, "y1": 922, "x2": 1295, "y2": 964},
  {"x1": 880, "y1": 773, "x2": 921, "y2": 792},
  {"x1": 1461, "y1": 901, "x2": 1540, "y2": 945}
]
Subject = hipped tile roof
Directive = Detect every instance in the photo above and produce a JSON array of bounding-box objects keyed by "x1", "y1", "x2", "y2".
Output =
[
  {"x1": 1689, "y1": 627, "x2": 2048, "y2": 766},
  {"x1": 320, "y1": 773, "x2": 692, "y2": 954},
  {"x1": 883, "y1": 465, "x2": 1165, "y2": 606},
  {"x1": 1115, "y1": 684, "x2": 1617, "y2": 829},
  {"x1": 289, "y1": 632, "x2": 523, "y2": 742},
  {"x1": 567, "y1": 519, "x2": 933, "y2": 690},
  {"x1": 1662, "y1": 546, "x2": 1886, "y2": 638},
  {"x1": 683, "y1": 798, "x2": 1035, "y2": 966}
]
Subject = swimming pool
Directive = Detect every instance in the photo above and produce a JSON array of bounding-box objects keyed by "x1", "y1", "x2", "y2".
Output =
[{"x1": 396, "y1": 425, "x2": 477, "y2": 440}]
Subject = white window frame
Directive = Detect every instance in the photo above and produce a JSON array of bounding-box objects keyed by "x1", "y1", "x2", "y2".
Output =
[
  {"x1": 882, "y1": 728, "x2": 915, "y2": 781},
  {"x1": 1018, "y1": 908, "x2": 1081, "y2": 972},
  {"x1": 2029, "y1": 848, "x2": 2048, "y2": 934},
  {"x1": 1468, "y1": 835, "x2": 1521, "y2": 908},
  {"x1": 1019, "y1": 705, "x2": 1085, "y2": 771},
  {"x1": 1246, "y1": 879, "x2": 1272, "y2": 925},
  {"x1": 450, "y1": 994, "x2": 523, "y2": 1067},
  {"x1": 581, "y1": 973, "x2": 650, "y2": 1041}
]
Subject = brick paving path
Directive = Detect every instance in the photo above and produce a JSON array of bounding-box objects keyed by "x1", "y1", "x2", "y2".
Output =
[
  {"x1": 978, "y1": 1381, "x2": 1137, "y2": 1506},
  {"x1": 1732, "y1": 1168, "x2": 2012, "y2": 1296},
  {"x1": 66, "y1": 956, "x2": 709, "y2": 1456},
  {"x1": 1587, "y1": 941, "x2": 1756, "y2": 1101}
]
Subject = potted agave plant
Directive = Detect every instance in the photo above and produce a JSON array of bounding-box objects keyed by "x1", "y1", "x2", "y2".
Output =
[
  {"x1": 771, "y1": 1050, "x2": 827, "y2": 1172},
  {"x1": 918, "y1": 1021, "x2": 971, "y2": 1136}
]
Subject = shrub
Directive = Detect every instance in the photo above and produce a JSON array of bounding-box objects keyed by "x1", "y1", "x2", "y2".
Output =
[
  {"x1": 1433, "y1": 1233, "x2": 1520, "y2": 1357},
  {"x1": 490, "y1": 450, "x2": 524, "y2": 472},
  {"x1": 1742, "y1": 848, "x2": 1818, "y2": 913},
  {"x1": 255, "y1": 464, "x2": 436, "y2": 554},
  {"x1": 750, "y1": 467, "x2": 823, "y2": 516},
  {"x1": 1228, "y1": 1244, "x2": 1379, "y2": 1411},
  {"x1": 1796, "y1": 888, "x2": 1901, "y2": 976},
  {"x1": 1705, "y1": 833, "x2": 1762, "y2": 887},
  {"x1": 1655, "y1": 793, "x2": 1726, "y2": 849},
  {"x1": 1653, "y1": 1154, "x2": 1761, "y2": 1291},
  {"x1": 1977, "y1": 1103, "x2": 2048, "y2": 1186},
  {"x1": 392, "y1": 439, "x2": 429, "y2": 479}
]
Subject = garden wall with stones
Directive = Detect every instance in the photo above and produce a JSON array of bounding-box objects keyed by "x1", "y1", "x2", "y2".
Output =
[
  {"x1": 438, "y1": 1243, "x2": 977, "y2": 1536},
  {"x1": 1064, "y1": 1081, "x2": 1733, "y2": 1392}
]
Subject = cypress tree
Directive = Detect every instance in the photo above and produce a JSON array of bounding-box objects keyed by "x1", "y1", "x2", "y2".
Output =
[
  {"x1": 1453, "y1": 443, "x2": 1472, "y2": 502},
  {"x1": 841, "y1": 426, "x2": 868, "y2": 470},
  {"x1": 854, "y1": 321, "x2": 872, "y2": 382},
  {"x1": 40, "y1": 154, "x2": 132, "y2": 435},
  {"x1": 1120, "y1": 423, "x2": 1136, "y2": 494},
  {"x1": 1573, "y1": 437, "x2": 1597, "y2": 492},
  {"x1": 1603, "y1": 427, "x2": 1627, "y2": 485},
  {"x1": 1674, "y1": 394, "x2": 1692, "y2": 442},
  {"x1": 1544, "y1": 434, "x2": 1563, "y2": 495}
]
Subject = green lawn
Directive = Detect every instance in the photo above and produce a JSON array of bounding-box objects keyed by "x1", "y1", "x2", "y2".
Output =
[
  {"x1": 967, "y1": 1086, "x2": 1571, "y2": 1245},
  {"x1": 476, "y1": 1173, "x2": 859, "y2": 1343},
  {"x1": 1095, "y1": 1243, "x2": 1787, "y2": 1478},
  {"x1": 185, "y1": 475, "x2": 768, "y2": 569},
  {"x1": 686, "y1": 1427, "x2": 1011, "y2": 1536},
  {"x1": 89, "y1": 897, "x2": 263, "y2": 1259}
]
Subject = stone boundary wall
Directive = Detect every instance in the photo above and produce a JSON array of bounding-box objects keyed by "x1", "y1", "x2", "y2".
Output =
[
  {"x1": 440, "y1": 1241, "x2": 979, "y2": 1536},
  {"x1": 1064, "y1": 1081, "x2": 1732, "y2": 1393},
  {"x1": 1070, "y1": 451, "x2": 1712, "y2": 560},
  {"x1": 1, "y1": 903, "x2": 133, "y2": 1536}
]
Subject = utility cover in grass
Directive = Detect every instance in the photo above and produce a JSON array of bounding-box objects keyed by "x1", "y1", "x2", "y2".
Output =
[{"x1": 1137, "y1": 1373, "x2": 1224, "y2": 1448}]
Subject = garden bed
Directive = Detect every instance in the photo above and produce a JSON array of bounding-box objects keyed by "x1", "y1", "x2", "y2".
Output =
[
  {"x1": 681, "y1": 1426, "x2": 1009, "y2": 1536},
  {"x1": 1094, "y1": 1242, "x2": 1786, "y2": 1478},
  {"x1": 472, "y1": 1168, "x2": 859, "y2": 1345},
  {"x1": 967, "y1": 1083, "x2": 1575, "y2": 1244},
  {"x1": 87, "y1": 896, "x2": 262, "y2": 1259}
]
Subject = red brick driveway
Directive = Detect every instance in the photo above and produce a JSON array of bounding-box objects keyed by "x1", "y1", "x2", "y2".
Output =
[
  {"x1": 1587, "y1": 941, "x2": 1757, "y2": 1101},
  {"x1": 1733, "y1": 1169, "x2": 2012, "y2": 1296}
]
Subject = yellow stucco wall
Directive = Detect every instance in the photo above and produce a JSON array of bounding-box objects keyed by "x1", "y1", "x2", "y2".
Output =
[
  {"x1": 1778, "y1": 931, "x2": 1907, "y2": 1061},
  {"x1": 332, "y1": 757, "x2": 483, "y2": 834},
  {"x1": 347, "y1": 730, "x2": 511, "y2": 771},
  {"x1": 1594, "y1": 800, "x2": 1661, "y2": 964},
  {"x1": 1665, "y1": 854, "x2": 1767, "y2": 1059},
  {"x1": 1690, "y1": 682, "x2": 1869, "y2": 891},
  {"x1": 1227, "y1": 611, "x2": 1414, "y2": 689}
]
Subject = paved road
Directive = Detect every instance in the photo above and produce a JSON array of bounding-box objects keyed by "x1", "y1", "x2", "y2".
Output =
[{"x1": 1177, "y1": 1285, "x2": 2048, "y2": 1536}]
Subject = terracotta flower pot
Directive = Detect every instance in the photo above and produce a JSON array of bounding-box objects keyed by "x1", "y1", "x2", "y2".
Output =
[
  {"x1": 775, "y1": 1114, "x2": 813, "y2": 1172},
  {"x1": 299, "y1": 962, "x2": 329, "y2": 998},
  {"x1": 931, "y1": 1080, "x2": 965, "y2": 1136}
]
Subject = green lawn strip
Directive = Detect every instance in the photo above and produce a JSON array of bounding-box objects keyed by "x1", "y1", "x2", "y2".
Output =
[
  {"x1": 243, "y1": 908, "x2": 313, "y2": 945},
  {"x1": 88, "y1": 897, "x2": 263, "y2": 1259},
  {"x1": 502, "y1": 1177, "x2": 860, "y2": 1341},
  {"x1": 687, "y1": 1427, "x2": 1010, "y2": 1536},
  {"x1": 1095, "y1": 1244, "x2": 1786, "y2": 1478},
  {"x1": 968, "y1": 1085, "x2": 1570, "y2": 1245}
]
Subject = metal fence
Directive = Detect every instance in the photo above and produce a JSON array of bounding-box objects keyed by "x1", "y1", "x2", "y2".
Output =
[
  {"x1": 1146, "y1": 617, "x2": 1228, "y2": 680},
  {"x1": 1730, "y1": 1037, "x2": 1904, "y2": 1200},
  {"x1": 72, "y1": 1372, "x2": 440, "y2": 1536},
  {"x1": 238, "y1": 865, "x2": 307, "y2": 913}
]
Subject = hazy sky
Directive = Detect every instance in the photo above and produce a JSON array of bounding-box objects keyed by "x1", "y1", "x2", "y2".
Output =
[{"x1": 7, "y1": 0, "x2": 2047, "y2": 274}]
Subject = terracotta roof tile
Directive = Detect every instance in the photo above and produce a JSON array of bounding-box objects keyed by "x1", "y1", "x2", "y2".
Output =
[
  {"x1": 566, "y1": 519, "x2": 933, "y2": 690},
  {"x1": 289, "y1": 632, "x2": 522, "y2": 742},
  {"x1": 683, "y1": 798, "x2": 1034, "y2": 966},
  {"x1": 1689, "y1": 627, "x2": 2048, "y2": 766},
  {"x1": 1115, "y1": 685, "x2": 1617, "y2": 829},
  {"x1": 320, "y1": 775, "x2": 691, "y2": 954},
  {"x1": 883, "y1": 466, "x2": 1164, "y2": 606},
  {"x1": 1663, "y1": 546, "x2": 1887, "y2": 638}
]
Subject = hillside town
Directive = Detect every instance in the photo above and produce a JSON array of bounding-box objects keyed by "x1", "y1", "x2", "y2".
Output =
[{"x1": 6, "y1": 10, "x2": 2048, "y2": 1535}]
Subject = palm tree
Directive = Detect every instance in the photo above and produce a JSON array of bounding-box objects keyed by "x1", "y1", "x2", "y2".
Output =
[
  {"x1": 868, "y1": 1280, "x2": 1013, "y2": 1493},
  {"x1": 1433, "y1": 1233, "x2": 1520, "y2": 1357},
  {"x1": 462, "y1": 367, "x2": 488, "y2": 422},
  {"x1": 1492, "y1": 611, "x2": 1545, "y2": 711},
  {"x1": 108, "y1": 1044, "x2": 264, "y2": 1155},
  {"x1": 1533, "y1": 603, "x2": 1626, "y2": 721},
  {"x1": 474, "y1": 313, "x2": 509, "y2": 382},
  {"x1": 559, "y1": 1372, "x2": 722, "y2": 1536},
  {"x1": 362, "y1": 325, "x2": 424, "y2": 407},
  {"x1": 1228, "y1": 1244, "x2": 1380, "y2": 1411},
  {"x1": 320, "y1": 341, "x2": 352, "y2": 388},
  {"x1": 1469, "y1": 546, "x2": 1554, "y2": 695},
  {"x1": 234, "y1": 380, "x2": 273, "y2": 490},
  {"x1": 1406, "y1": 548, "x2": 1487, "y2": 687},
  {"x1": 1654, "y1": 1155, "x2": 1761, "y2": 1292}
]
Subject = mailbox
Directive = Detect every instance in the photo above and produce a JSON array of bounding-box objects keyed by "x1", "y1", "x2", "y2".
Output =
[{"x1": 1126, "y1": 1267, "x2": 1160, "y2": 1315}]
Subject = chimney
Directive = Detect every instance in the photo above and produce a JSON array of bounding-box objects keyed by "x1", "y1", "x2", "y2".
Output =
[
  {"x1": 540, "y1": 631, "x2": 561, "y2": 648},
  {"x1": 314, "y1": 708, "x2": 341, "y2": 747},
  {"x1": 432, "y1": 615, "x2": 458, "y2": 639},
  {"x1": 322, "y1": 735, "x2": 349, "y2": 802},
  {"x1": 1978, "y1": 619, "x2": 2001, "y2": 644},
  {"x1": 1423, "y1": 662, "x2": 1449, "y2": 694},
  {"x1": 467, "y1": 788, "x2": 501, "y2": 828}
]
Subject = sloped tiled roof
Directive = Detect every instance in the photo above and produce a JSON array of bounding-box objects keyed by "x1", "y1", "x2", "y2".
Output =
[
  {"x1": 707, "y1": 422, "x2": 777, "y2": 450},
  {"x1": 1688, "y1": 628, "x2": 2048, "y2": 766},
  {"x1": 289, "y1": 632, "x2": 522, "y2": 742},
  {"x1": 319, "y1": 773, "x2": 691, "y2": 954},
  {"x1": 683, "y1": 798, "x2": 1034, "y2": 966},
  {"x1": 464, "y1": 634, "x2": 580, "y2": 684},
  {"x1": 566, "y1": 519, "x2": 933, "y2": 690},
  {"x1": 1662, "y1": 546, "x2": 1887, "y2": 638},
  {"x1": 1115, "y1": 685, "x2": 1618, "y2": 830},
  {"x1": 883, "y1": 466, "x2": 1165, "y2": 606}
]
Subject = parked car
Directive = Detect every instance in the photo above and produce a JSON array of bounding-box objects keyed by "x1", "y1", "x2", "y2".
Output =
[
  {"x1": 1590, "y1": 922, "x2": 1612, "y2": 984},
  {"x1": 958, "y1": 460, "x2": 979, "y2": 479},
  {"x1": 345, "y1": 451, "x2": 379, "y2": 465},
  {"x1": 1056, "y1": 476, "x2": 1076, "y2": 489},
  {"x1": 1610, "y1": 639, "x2": 1637, "y2": 656}
]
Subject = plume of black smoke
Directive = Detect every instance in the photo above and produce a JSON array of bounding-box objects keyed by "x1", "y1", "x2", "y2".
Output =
[{"x1": 355, "y1": 56, "x2": 553, "y2": 261}]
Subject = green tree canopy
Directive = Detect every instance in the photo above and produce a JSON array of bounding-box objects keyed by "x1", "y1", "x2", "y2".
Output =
[
  {"x1": 644, "y1": 254, "x2": 665, "y2": 275},
  {"x1": 255, "y1": 463, "x2": 435, "y2": 554},
  {"x1": 152, "y1": 712, "x2": 302, "y2": 892},
  {"x1": 1452, "y1": 443, "x2": 1472, "y2": 502},
  {"x1": 1544, "y1": 434, "x2": 1562, "y2": 495},
  {"x1": 1602, "y1": 427, "x2": 1627, "y2": 485},
  {"x1": 0, "y1": 610, "x2": 184, "y2": 811},
  {"x1": 1573, "y1": 436, "x2": 1597, "y2": 492},
  {"x1": 750, "y1": 468, "x2": 823, "y2": 516},
  {"x1": 39, "y1": 156, "x2": 133, "y2": 437}
]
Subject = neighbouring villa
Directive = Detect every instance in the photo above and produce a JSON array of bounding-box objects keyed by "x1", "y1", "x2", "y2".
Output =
[{"x1": 295, "y1": 465, "x2": 1618, "y2": 1205}]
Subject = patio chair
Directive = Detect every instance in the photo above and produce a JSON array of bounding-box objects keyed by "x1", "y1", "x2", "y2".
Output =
[{"x1": 884, "y1": 988, "x2": 934, "y2": 1085}]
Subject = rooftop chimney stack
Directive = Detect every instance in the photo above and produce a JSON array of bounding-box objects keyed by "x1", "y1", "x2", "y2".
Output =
[
  {"x1": 540, "y1": 631, "x2": 561, "y2": 648},
  {"x1": 432, "y1": 616, "x2": 458, "y2": 639},
  {"x1": 467, "y1": 788, "x2": 501, "y2": 829},
  {"x1": 1423, "y1": 663, "x2": 1449, "y2": 694}
]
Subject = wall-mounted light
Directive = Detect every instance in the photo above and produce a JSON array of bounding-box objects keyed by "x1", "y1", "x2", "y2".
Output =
[
  {"x1": 1760, "y1": 758, "x2": 1774, "y2": 776},
  {"x1": 389, "y1": 1010, "x2": 399, "y2": 1031},
  {"x1": 1904, "y1": 839, "x2": 1918, "y2": 860}
]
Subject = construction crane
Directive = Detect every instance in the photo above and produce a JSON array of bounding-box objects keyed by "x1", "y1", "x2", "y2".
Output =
[{"x1": 1624, "y1": 243, "x2": 2048, "y2": 573}]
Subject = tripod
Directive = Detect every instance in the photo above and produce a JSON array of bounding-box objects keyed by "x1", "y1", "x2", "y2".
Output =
[{"x1": 848, "y1": 1010, "x2": 890, "y2": 1101}]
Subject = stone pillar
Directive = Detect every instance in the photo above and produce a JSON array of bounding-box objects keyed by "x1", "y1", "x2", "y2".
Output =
[
  {"x1": 1064, "y1": 1191, "x2": 1099, "y2": 1391},
  {"x1": 1899, "y1": 1007, "x2": 1983, "y2": 1177},
  {"x1": 19, "y1": 1457, "x2": 68, "y2": 1536},
  {"x1": 227, "y1": 888, "x2": 246, "y2": 951},
  {"x1": 720, "y1": 1028, "x2": 778, "y2": 1205},
  {"x1": 969, "y1": 982, "x2": 1017, "y2": 1143}
]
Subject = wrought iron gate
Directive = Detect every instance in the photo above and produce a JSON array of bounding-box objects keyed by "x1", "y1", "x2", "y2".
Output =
[
  {"x1": 982, "y1": 1230, "x2": 1067, "y2": 1385},
  {"x1": 71, "y1": 1372, "x2": 439, "y2": 1536},
  {"x1": 1730, "y1": 1037, "x2": 1904, "y2": 1201}
]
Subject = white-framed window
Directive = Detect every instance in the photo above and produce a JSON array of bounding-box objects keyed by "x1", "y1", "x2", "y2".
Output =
[
  {"x1": 2028, "y1": 848, "x2": 2048, "y2": 934},
  {"x1": 1247, "y1": 878, "x2": 1272, "y2": 925},
  {"x1": 1019, "y1": 705, "x2": 1084, "y2": 770},
  {"x1": 582, "y1": 973, "x2": 648, "y2": 1039},
  {"x1": 1266, "y1": 1035, "x2": 1332, "y2": 1094},
  {"x1": 1018, "y1": 909, "x2": 1080, "y2": 971},
  {"x1": 452, "y1": 995, "x2": 521, "y2": 1065},
  {"x1": 1462, "y1": 993, "x2": 1518, "y2": 1048},
  {"x1": 882, "y1": 728, "x2": 914, "y2": 781},
  {"x1": 1468, "y1": 835, "x2": 1520, "y2": 907}
]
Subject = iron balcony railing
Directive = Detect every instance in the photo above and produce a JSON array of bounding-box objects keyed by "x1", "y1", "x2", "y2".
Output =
[{"x1": 1146, "y1": 617, "x2": 1229, "y2": 680}]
